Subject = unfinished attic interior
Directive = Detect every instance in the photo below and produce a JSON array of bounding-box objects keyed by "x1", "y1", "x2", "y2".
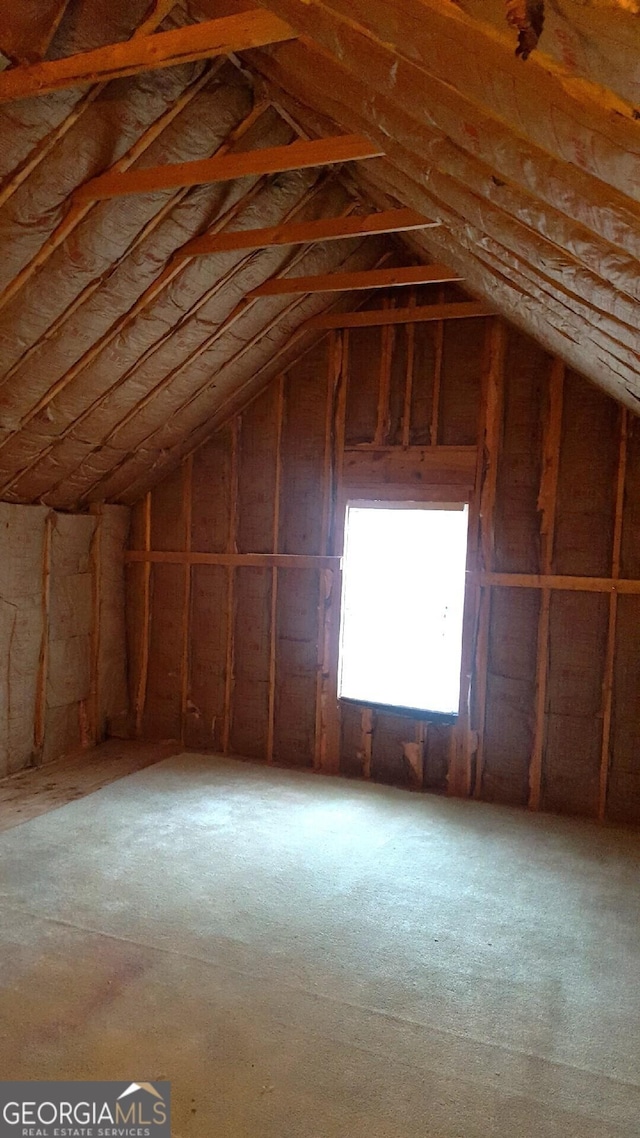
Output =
[{"x1": 0, "y1": 0, "x2": 639, "y2": 1132}]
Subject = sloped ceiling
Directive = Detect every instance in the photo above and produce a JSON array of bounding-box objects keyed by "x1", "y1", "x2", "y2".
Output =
[
  {"x1": 0, "y1": 0, "x2": 637, "y2": 508},
  {"x1": 207, "y1": 0, "x2": 639, "y2": 407}
]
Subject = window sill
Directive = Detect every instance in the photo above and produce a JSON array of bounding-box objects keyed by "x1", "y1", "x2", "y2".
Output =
[{"x1": 339, "y1": 697, "x2": 458, "y2": 725}]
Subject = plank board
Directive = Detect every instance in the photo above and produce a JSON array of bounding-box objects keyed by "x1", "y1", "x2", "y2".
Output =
[
  {"x1": 179, "y1": 208, "x2": 435, "y2": 256},
  {"x1": 75, "y1": 135, "x2": 384, "y2": 201},
  {"x1": 248, "y1": 264, "x2": 462, "y2": 297},
  {"x1": 0, "y1": 12, "x2": 296, "y2": 102}
]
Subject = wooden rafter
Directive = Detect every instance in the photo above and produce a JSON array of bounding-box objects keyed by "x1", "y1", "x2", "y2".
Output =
[
  {"x1": 136, "y1": 0, "x2": 179, "y2": 37},
  {"x1": 13, "y1": 183, "x2": 354, "y2": 504},
  {"x1": 176, "y1": 208, "x2": 438, "y2": 256},
  {"x1": 0, "y1": 0, "x2": 72, "y2": 65},
  {"x1": 86, "y1": 251, "x2": 394, "y2": 506},
  {"x1": 74, "y1": 135, "x2": 384, "y2": 202},
  {"x1": 0, "y1": 11, "x2": 296, "y2": 102},
  {"x1": 0, "y1": 63, "x2": 229, "y2": 322},
  {"x1": 247, "y1": 264, "x2": 462, "y2": 297},
  {"x1": 0, "y1": 1, "x2": 179, "y2": 213},
  {"x1": 306, "y1": 302, "x2": 491, "y2": 329},
  {"x1": 241, "y1": 16, "x2": 640, "y2": 405}
]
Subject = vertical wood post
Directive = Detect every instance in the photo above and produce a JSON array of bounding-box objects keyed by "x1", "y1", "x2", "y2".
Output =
[
  {"x1": 401, "y1": 290, "x2": 417, "y2": 448},
  {"x1": 223, "y1": 417, "x2": 239, "y2": 753},
  {"x1": 529, "y1": 358, "x2": 564, "y2": 810},
  {"x1": 180, "y1": 455, "x2": 193, "y2": 746},
  {"x1": 89, "y1": 503, "x2": 104, "y2": 745},
  {"x1": 430, "y1": 316, "x2": 445, "y2": 447},
  {"x1": 267, "y1": 374, "x2": 284, "y2": 765},
  {"x1": 599, "y1": 407, "x2": 628, "y2": 819},
  {"x1": 135, "y1": 491, "x2": 152, "y2": 737},
  {"x1": 459, "y1": 318, "x2": 505, "y2": 798},
  {"x1": 33, "y1": 511, "x2": 53, "y2": 765},
  {"x1": 319, "y1": 330, "x2": 348, "y2": 774}
]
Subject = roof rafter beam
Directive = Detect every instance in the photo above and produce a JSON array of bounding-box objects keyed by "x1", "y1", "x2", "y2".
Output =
[
  {"x1": 0, "y1": 0, "x2": 179, "y2": 213},
  {"x1": 78, "y1": 248, "x2": 394, "y2": 506},
  {"x1": 248, "y1": 264, "x2": 462, "y2": 297},
  {"x1": 5, "y1": 183, "x2": 359, "y2": 503},
  {"x1": 74, "y1": 134, "x2": 383, "y2": 202},
  {"x1": 0, "y1": 62, "x2": 230, "y2": 321},
  {"x1": 0, "y1": 11, "x2": 296, "y2": 102},
  {"x1": 306, "y1": 301, "x2": 491, "y2": 329},
  {"x1": 176, "y1": 207, "x2": 438, "y2": 256}
]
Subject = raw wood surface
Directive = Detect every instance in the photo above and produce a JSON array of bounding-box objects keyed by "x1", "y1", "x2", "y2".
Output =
[
  {"x1": 178, "y1": 208, "x2": 436, "y2": 256},
  {"x1": 306, "y1": 302, "x2": 490, "y2": 329},
  {"x1": 0, "y1": 12, "x2": 296, "y2": 102},
  {"x1": 248, "y1": 264, "x2": 462, "y2": 297},
  {"x1": 75, "y1": 135, "x2": 384, "y2": 202}
]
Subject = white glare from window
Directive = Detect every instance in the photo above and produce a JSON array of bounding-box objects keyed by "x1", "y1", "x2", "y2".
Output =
[{"x1": 338, "y1": 504, "x2": 469, "y2": 715}]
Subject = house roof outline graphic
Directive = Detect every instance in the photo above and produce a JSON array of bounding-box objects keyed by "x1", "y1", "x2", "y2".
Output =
[{"x1": 118, "y1": 1083, "x2": 165, "y2": 1102}]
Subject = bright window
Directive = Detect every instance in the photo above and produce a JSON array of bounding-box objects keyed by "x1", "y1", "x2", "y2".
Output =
[{"x1": 338, "y1": 503, "x2": 469, "y2": 715}]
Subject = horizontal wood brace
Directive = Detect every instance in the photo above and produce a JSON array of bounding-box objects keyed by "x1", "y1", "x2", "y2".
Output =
[
  {"x1": 306, "y1": 302, "x2": 492, "y2": 329},
  {"x1": 125, "y1": 550, "x2": 341, "y2": 569},
  {"x1": 478, "y1": 571, "x2": 640, "y2": 594}
]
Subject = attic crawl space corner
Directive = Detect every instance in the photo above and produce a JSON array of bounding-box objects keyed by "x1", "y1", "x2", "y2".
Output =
[{"x1": 0, "y1": 0, "x2": 638, "y2": 822}]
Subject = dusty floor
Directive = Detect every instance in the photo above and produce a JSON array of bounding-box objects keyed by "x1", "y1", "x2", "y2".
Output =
[
  {"x1": 0, "y1": 739, "x2": 179, "y2": 832},
  {"x1": 0, "y1": 751, "x2": 639, "y2": 1137}
]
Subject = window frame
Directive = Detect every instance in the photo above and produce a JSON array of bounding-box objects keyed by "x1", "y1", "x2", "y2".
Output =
[{"x1": 336, "y1": 498, "x2": 470, "y2": 721}]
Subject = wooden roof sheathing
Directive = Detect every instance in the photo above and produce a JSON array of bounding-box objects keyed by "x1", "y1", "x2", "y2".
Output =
[{"x1": 0, "y1": 0, "x2": 637, "y2": 507}]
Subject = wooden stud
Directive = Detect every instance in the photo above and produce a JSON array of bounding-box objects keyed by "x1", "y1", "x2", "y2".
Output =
[
  {"x1": 75, "y1": 135, "x2": 384, "y2": 202},
  {"x1": 89, "y1": 504, "x2": 104, "y2": 746},
  {"x1": 248, "y1": 264, "x2": 463, "y2": 298},
  {"x1": 177, "y1": 208, "x2": 436, "y2": 257},
  {"x1": 33, "y1": 512, "x2": 53, "y2": 763},
  {"x1": 0, "y1": 64, "x2": 226, "y2": 319},
  {"x1": 375, "y1": 300, "x2": 394, "y2": 446},
  {"x1": 180, "y1": 455, "x2": 193, "y2": 747},
  {"x1": 267, "y1": 375, "x2": 285, "y2": 765},
  {"x1": 0, "y1": 12, "x2": 296, "y2": 103},
  {"x1": 466, "y1": 319, "x2": 506, "y2": 798},
  {"x1": 222, "y1": 418, "x2": 240, "y2": 755},
  {"x1": 598, "y1": 407, "x2": 628, "y2": 820},
  {"x1": 401, "y1": 291, "x2": 417, "y2": 448},
  {"x1": 315, "y1": 337, "x2": 341, "y2": 771},
  {"x1": 135, "y1": 492, "x2": 152, "y2": 738},
  {"x1": 136, "y1": 0, "x2": 180, "y2": 36},
  {"x1": 320, "y1": 330, "x2": 349, "y2": 774},
  {"x1": 125, "y1": 550, "x2": 341, "y2": 570},
  {"x1": 430, "y1": 295, "x2": 446, "y2": 446},
  {"x1": 0, "y1": 0, "x2": 181, "y2": 218},
  {"x1": 29, "y1": 0, "x2": 73, "y2": 63},
  {"x1": 529, "y1": 358, "x2": 564, "y2": 811},
  {"x1": 477, "y1": 572, "x2": 640, "y2": 594},
  {"x1": 306, "y1": 302, "x2": 492, "y2": 330}
]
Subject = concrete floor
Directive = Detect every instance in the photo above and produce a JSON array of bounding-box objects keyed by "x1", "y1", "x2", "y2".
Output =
[{"x1": 0, "y1": 753, "x2": 639, "y2": 1137}]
